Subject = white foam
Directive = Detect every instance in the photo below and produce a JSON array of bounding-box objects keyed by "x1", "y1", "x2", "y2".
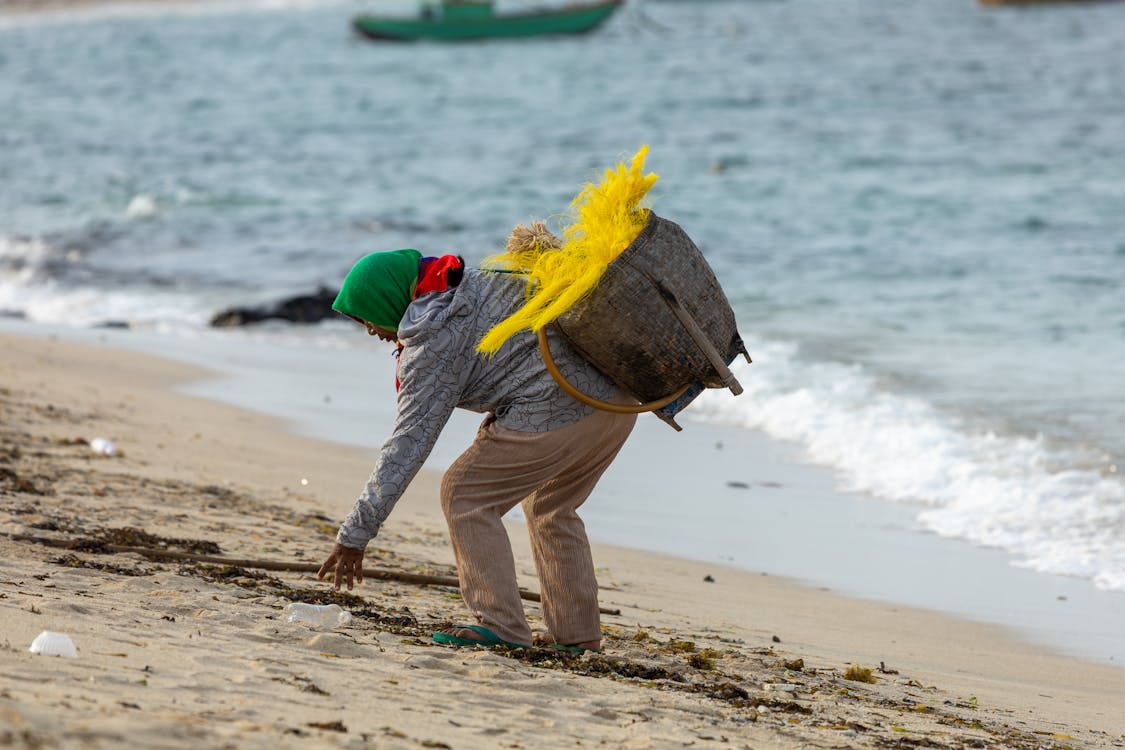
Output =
[
  {"x1": 0, "y1": 279, "x2": 195, "y2": 328},
  {"x1": 0, "y1": 234, "x2": 210, "y2": 327},
  {"x1": 125, "y1": 194, "x2": 158, "y2": 219},
  {"x1": 690, "y1": 340, "x2": 1125, "y2": 592},
  {"x1": 0, "y1": 235, "x2": 54, "y2": 310},
  {"x1": 0, "y1": 235, "x2": 51, "y2": 269}
]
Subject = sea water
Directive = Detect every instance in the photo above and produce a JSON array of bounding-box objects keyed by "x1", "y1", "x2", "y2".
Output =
[{"x1": 2, "y1": 0, "x2": 1123, "y2": 651}]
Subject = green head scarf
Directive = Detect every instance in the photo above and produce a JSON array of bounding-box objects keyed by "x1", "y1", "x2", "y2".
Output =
[{"x1": 332, "y1": 249, "x2": 422, "y2": 331}]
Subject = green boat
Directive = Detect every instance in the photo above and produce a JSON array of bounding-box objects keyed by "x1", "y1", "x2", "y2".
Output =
[{"x1": 352, "y1": 0, "x2": 623, "y2": 41}]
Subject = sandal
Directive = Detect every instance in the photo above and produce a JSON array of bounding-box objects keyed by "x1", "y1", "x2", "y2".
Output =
[
  {"x1": 432, "y1": 625, "x2": 528, "y2": 649},
  {"x1": 549, "y1": 643, "x2": 602, "y2": 655}
]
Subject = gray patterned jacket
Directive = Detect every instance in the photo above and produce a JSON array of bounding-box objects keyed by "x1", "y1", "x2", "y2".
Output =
[{"x1": 336, "y1": 269, "x2": 618, "y2": 549}]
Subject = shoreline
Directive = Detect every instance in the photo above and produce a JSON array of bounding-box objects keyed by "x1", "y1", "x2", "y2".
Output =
[
  {"x1": 2, "y1": 328, "x2": 1125, "y2": 747},
  {"x1": 3, "y1": 0, "x2": 1123, "y2": 666},
  {"x1": 6, "y1": 317, "x2": 1125, "y2": 667}
]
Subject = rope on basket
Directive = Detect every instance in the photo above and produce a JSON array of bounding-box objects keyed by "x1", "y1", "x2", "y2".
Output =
[{"x1": 537, "y1": 327, "x2": 687, "y2": 414}]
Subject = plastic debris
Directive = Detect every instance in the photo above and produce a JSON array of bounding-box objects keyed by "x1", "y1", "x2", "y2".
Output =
[{"x1": 283, "y1": 602, "x2": 352, "y2": 629}]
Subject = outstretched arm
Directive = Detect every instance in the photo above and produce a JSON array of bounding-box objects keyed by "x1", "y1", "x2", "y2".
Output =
[{"x1": 317, "y1": 337, "x2": 462, "y2": 588}]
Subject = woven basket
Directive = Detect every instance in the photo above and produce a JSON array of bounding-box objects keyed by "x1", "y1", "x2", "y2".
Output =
[{"x1": 553, "y1": 212, "x2": 748, "y2": 428}]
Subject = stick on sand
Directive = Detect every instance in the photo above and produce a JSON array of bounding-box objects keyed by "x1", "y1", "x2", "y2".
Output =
[{"x1": 8, "y1": 533, "x2": 622, "y2": 616}]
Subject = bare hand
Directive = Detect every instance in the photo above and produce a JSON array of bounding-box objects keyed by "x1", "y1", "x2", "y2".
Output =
[{"x1": 316, "y1": 543, "x2": 365, "y2": 591}]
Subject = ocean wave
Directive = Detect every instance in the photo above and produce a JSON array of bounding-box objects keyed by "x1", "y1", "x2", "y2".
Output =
[
  {"x1": 0, "y1": 234, "x2": 56, "y2": 287},
  {"x1": 0, "y1": 280, "x2": 206, "y2": 328},
  {"x1": 0, "y1": 234, "x2": 204, "y2": 327},
  {"x1": 689, "y1": 340, "x2": 1125, "y2": 592}
]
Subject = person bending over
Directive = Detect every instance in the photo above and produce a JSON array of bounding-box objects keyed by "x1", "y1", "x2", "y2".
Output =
[{"x1": 316, "y1": 248, "x2": 634, "y2": 652}]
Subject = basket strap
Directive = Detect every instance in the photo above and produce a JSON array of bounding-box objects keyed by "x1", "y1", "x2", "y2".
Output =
[
  {"x1": 651, "y1": 280, "x2": 744, "y2": 396},
  {"x1": 537, "y1": 328, "x2": 688, "y2": 415}
]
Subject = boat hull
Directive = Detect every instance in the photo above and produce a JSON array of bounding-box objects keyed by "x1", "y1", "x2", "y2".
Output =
[{"x1": 353, "y1": 0, "x2": 622, "y2": 41}]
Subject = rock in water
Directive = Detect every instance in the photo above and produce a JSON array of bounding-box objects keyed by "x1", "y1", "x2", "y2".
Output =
[{"x1": 210, "y1": 287, "x2": 339, "y2": 327}]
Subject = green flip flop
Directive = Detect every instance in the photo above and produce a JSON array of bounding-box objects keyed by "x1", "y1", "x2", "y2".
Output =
[
  {"x1": 432, "y1": 625, "x2": 528, "y2": 649},
  {"x1": 549, "y1": 643, "x2": 602, "y2": 655}
]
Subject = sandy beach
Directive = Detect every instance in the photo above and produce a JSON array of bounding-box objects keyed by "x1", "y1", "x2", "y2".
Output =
[
  {"x1": 2, "y1": 330, "x2": 1123, "y2": 749},
  {"x1": 4, "y1": 0, "x2": 1125, "y2": 743}
]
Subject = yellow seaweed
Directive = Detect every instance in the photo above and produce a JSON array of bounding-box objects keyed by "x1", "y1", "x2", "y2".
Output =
[{"x1": 476, "y1": 145, "x2": 658, "y2": 355}]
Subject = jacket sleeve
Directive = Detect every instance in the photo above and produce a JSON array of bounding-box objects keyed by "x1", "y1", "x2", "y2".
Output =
[{"x1": 335, "y1": 337, "x2": 462, "y2": 549}]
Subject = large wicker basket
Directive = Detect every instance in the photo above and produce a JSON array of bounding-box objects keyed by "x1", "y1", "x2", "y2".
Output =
[{"x1": 550, "y1": 212, "x2": 749, "y2": 430}]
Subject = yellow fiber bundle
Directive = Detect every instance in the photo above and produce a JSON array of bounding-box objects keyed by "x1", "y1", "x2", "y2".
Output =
[{"x1": 477, "y1": 145, "x2": 659, "y2": 355}]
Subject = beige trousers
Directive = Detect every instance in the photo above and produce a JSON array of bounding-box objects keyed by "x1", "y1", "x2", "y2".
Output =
[{"x1": 440, "y1": 408, "x2": 636, "y2": 646}]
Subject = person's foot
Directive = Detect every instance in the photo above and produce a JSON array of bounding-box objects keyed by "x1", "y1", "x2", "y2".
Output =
[
  {"x1": 443, "y1": 626, "x2": 489, "y2": 643},
  {"x1": 431, "y1": 625, "x2": 529, "y2": 649},
  {"x1": 548, "y1": 639, "x2": 601, "y2": 654}
]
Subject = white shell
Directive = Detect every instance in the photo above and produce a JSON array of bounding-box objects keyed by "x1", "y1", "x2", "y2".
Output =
[
  {"x1": 89, "y1": 437, "x2": 116, "y2": 456},
  {"x1": 29, "y1": 631, "x2": 78, "y2": 658}
]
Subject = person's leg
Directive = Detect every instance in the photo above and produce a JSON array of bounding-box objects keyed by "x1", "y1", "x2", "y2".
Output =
[
  {"x1": 440, "y1": 419, "x2": 613, "y2": 646},
  {"x1": 439, "y1": 427, "x2": 530, "y2": 645},
  {"x1": 521, "y1": 410, "x2": 636, "y2": 648}
]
